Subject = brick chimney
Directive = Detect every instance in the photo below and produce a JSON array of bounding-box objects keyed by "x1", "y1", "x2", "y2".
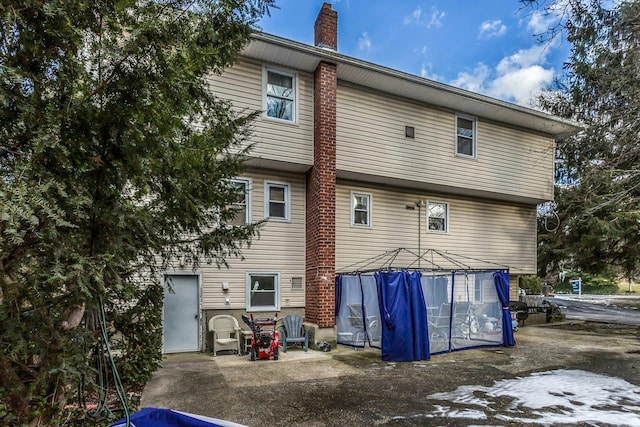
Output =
[
  {"x1": 314, "y1": 2, "x2": 337, "y2": 50},
  {"x1": 306, "y1": 4, "x2": 338, "y2": 330}
]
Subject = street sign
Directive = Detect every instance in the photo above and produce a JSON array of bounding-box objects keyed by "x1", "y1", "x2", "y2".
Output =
[{"x1": 570, "y1": 278, "x2": 582, "y2": 297}]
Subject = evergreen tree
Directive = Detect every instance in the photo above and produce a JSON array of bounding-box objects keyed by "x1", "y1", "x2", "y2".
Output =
[
  {"x1": 526, "y1": 0, "x2": 640, "y2": 282},
  {"x1": 0, "y1": 1, "x2": 273, "y2": 424}
]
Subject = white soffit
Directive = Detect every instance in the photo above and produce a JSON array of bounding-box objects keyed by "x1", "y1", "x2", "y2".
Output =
[{"x1": 243, "y1": 32, "x2": 582, "y2": 138}]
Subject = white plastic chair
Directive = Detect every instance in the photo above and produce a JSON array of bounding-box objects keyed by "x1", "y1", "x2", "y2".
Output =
[{"x1": 208, "y1": 315, "x2": 241, "y2": 356}]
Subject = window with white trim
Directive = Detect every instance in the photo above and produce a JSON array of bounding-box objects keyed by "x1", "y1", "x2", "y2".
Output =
[
  {"x1": 264, "y1": 67, "x2": 296, "y2": 122},
  {"x1": 427, "y1": 201, "x2": 448, "y2": 232},
  {"x1": 265, "y1": 182, "x2": 290, "y2": 220},
  {"x1": 456, "y1": 114, "x2": 476, "y2": 158},
  {"x1": 246, "y1": 273, "x2": 280, "y2": 311},
  {"x1": 227, "y1": 178, "x2": 250, "y2": 226},
  {"x1": 474, "y1": 278, "x2": 483, "y2": 303},
  {"x1": 351, "y1": 192, "x2": 371, "y2": 227}
]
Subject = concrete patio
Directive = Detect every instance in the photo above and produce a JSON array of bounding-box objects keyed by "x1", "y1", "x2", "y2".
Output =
[{"x1": 141, "y1": 323, "x2": 640, "y2": 426}]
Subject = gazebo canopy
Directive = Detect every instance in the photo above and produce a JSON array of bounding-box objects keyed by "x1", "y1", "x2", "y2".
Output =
[{"x1": 337, "y1": 248, "x2": 510, "y2": 274}]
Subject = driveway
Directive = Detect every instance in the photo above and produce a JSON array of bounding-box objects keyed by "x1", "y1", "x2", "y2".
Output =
[
  {"x1": 141, "y1": 322, "x2": 640, "y2": 426},
  {"x1": 552, "y1": 294, "x2": 640, "y2": 326}
]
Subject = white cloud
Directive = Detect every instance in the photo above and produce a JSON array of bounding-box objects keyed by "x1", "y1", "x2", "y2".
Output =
[
  {"x1": 404, "y1": 6, "x2": 445, "y2": 28},
  {"x1": 358, "y1": 32, "x2": 371, "y2": 51},
  {"x1": 403, "y1": 7, "x2": 422, "y2": 25},
  {"x1": 448, "y1": 45, "x2": 556, "y2": 106},
  {"x1": 523, "y1": 1, "x2": 571, "y2": 37},
  {"x1": 526, "y1": 10, "x2": 561, "y2": 36},
  {"x1": 427, "y1": 6, "x2": 446, "y2": 28},
  {"x1": 478, "y1": 19, "x2": 507, "y2": 39},
  {"x1": 420, "y1": 62, "x2": 444, "y2": 81},
  {"x1": 496, "y1": 44, "x2": 552, "y2": 74},
  {"x1": 526, "y1": 11, "x2": 550, "y2": 35},
  {"x1": 450, "y1": 64, "x2": 491, "y2": 93},
  {"x1": 487, "y1": 65, "x2": 555, "y2": 106},
  {"x1": 413, "y1": 45, "x2": 428, "y2": 55}
]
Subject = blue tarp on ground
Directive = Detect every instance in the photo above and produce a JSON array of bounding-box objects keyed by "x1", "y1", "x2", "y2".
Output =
[{"x1": 110, "y1": 407, "x2": 247, "y2": 427}]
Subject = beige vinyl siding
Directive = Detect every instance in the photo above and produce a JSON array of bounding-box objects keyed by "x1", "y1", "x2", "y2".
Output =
[
  {"x1": 336, "y1": 184, "x2": 536, "y2": 274},
  {"x1": 200, "y1": 171, "x2": 306, "y2": 310},
  {"x1": 336, "y1": 84, "x2": 555, "y2": 201},
  {"x1": 206, "y1": 58, "x2": 314, "y2": 166},
  {"x1": 448, "y1": 275, "x2": 500, "y2": 303}
]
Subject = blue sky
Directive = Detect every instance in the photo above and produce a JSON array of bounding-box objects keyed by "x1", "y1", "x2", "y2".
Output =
[{"x1": 257, "y1": 0, "x2": 570, "y2": 108}]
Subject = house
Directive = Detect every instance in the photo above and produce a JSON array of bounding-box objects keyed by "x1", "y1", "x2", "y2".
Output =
[{"x1": 161, "y1": 3, "x2": 581, "y2": 353}]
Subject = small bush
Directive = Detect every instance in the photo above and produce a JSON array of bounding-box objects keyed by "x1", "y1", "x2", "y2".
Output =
[{"x1": 520, "y1": 275, "x2": 542, "y2": 295}]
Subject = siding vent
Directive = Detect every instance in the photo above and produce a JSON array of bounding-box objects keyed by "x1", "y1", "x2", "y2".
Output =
[
  {"x1": 291, "y1": 277, "x2": 303, "y2": 289},
  {"x1": 405, "y1": 126, "x2": 415, "y2": 139}
]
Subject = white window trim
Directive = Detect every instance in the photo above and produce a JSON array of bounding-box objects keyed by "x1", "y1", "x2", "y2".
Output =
[
  {"x1": 426, "y1": 200, "x2": 449, "y2": 234},
  {"x1": 230, "y1": 177, "x2": 251, "y2": 225},
  {"x1": 264, "y1": 181, "x2": 291, "y2": 221},
  {"x1": 262, "y1": 65, "x2": 298, "y2": 124},
  {"x1": 350, "y1": 191, "x2": 372, "y2": 228},
  {"x1": 455, "y1": 113, "x2": 477, "y2": 159},
  {"x1": 474, "y1": 278, "x2": 483, "y2": 303},
  {"x1": 246, "y1": 272, "x2": 280, "y2": 312}
]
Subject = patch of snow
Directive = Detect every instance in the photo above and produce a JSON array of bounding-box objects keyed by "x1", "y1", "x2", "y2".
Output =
[
  {"x1": 428, "y1": 369, "x2": 640, "y2": 426},
  {"x1": 393, "y1": 405, "x2": 487, "y2": 421},
  {"x1": 430, "y1": 385, "x2": 494, "y2": 408}
]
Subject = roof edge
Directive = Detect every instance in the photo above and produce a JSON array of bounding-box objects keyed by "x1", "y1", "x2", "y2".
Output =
[{"x1": 248, "y1": 32, "x2": 583, "y2": 137}]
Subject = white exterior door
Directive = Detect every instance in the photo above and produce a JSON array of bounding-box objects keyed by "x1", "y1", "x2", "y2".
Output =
[{"x1": 163, "y1": 274, "x2": 200, "y2": 353}]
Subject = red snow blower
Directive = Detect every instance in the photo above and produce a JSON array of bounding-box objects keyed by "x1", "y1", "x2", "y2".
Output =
[{"x1": 241, "y1": 313, "x2": 279, "y2": 361}]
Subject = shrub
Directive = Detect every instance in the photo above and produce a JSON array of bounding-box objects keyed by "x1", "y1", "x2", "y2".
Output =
[{"x1": 520, "y1": 275, "x2": 542, "y2": 295}]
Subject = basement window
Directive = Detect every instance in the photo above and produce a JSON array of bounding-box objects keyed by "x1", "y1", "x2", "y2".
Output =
[{"x1": 247, "y1": 272, "x2": 280, "y2": 311}]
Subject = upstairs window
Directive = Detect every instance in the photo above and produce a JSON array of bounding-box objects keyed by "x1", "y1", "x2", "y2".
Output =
[
  {"x1": 227, "y1": 179, "x2": 250, "y2": 226},
  {"x1": 265, "y1": 182, "x2": 290, "y2": 221},
  {"x1": 427, "y1": 201, "x2": 448, "y2": 233},
  {"x1": 351, "y1": 192, "x2": 371, "y2": 227},
  {"x1": 265, "y1": 68, "x2": 296, "y2": 122},
  {"x1": 456, "y1": 114, "x2": 476, "y2": 158}
]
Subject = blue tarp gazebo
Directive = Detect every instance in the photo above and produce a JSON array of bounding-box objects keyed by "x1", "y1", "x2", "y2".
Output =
[{"x1": 335, "y1": 248, "x2": 516, "y2": 362}]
